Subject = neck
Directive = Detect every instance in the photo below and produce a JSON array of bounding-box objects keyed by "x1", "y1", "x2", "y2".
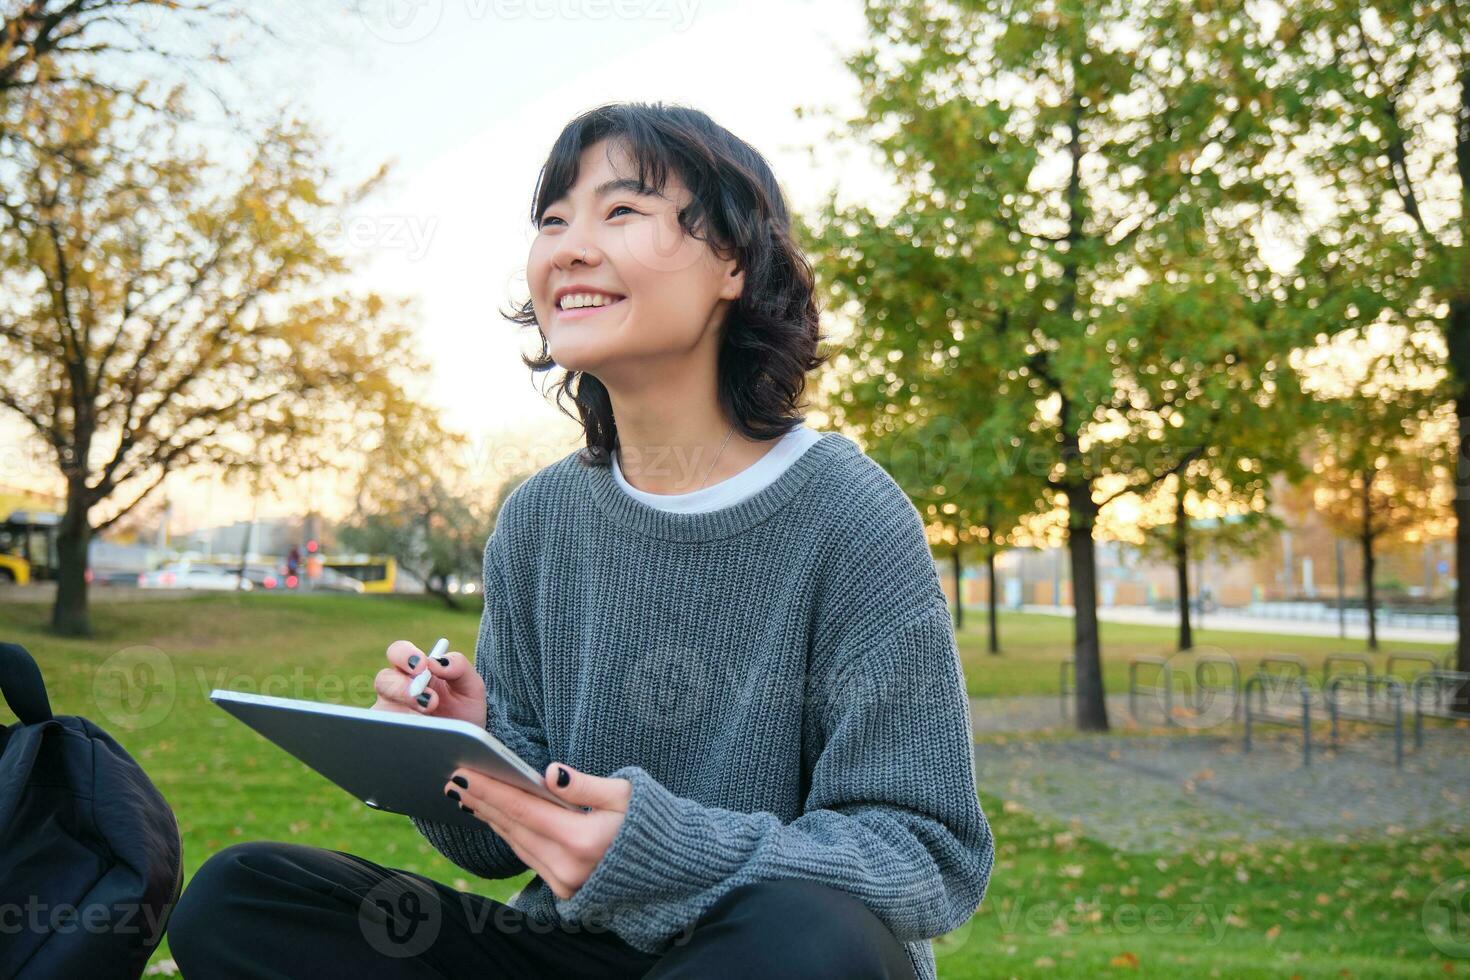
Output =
[{"x1": 606, "y1": 385, "x2": 771, "y2": 495}]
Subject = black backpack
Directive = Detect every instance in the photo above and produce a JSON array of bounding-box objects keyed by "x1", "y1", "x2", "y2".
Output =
[{"x1": 0, "y1": 642, "x2": 183, "y2": 979}]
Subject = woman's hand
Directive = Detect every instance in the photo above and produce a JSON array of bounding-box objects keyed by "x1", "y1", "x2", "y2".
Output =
[
  {"x1": 446, "y1": 762, "x2": 631, "y2": 901},
  {"x1": 371, "y1": 639, "x2": 487, "y2": 729}
]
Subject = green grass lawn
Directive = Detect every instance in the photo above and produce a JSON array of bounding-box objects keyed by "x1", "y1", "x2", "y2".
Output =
[{"x1": 0, "y1": 593, "x2": 1462, "y2": 977}]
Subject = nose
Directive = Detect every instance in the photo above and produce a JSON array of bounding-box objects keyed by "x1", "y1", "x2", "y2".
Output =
[{"x1": 550, "y1": 229, "x2": 600, "y2": 271}]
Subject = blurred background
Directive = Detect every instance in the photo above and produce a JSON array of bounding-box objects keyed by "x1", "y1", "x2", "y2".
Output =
[{"x1": 1, "y1": 0, "x2": 1468, "y2": 976}]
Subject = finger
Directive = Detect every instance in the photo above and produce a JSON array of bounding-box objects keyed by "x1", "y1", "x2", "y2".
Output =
[
  {"x1": 451, "y1": 768, "x2": 578, "y2": 840},
  {"x1": 424, "y1": 649, "x2": 470, "y2": 682},
  {"x1": 462, "y1": 805, "x2": 569, "y2": 897},
  {"x1": 374, "y1": 666, "x2": 415, "y2": 707},
  {"x1": 386, "y1": 639, "x2": 426, "y2": 674},
  {"x1": 451, "y1": 777, "x2": 564, "y2": 867},
  {"x1": 374, "y1": 666, "x2": 437, "y2": 713}
]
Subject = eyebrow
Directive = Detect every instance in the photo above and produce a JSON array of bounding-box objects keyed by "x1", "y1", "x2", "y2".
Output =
[{"x1": 550, "y1": 177, "x2": 664, "y2": 208}]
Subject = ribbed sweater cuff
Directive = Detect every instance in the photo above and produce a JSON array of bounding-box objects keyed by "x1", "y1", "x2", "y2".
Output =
[{"x1": 551, "y1": 763, "x2": 699, "y2": 941}]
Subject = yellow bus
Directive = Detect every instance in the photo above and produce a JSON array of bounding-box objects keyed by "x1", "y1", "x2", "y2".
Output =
[
  {"x1": 319, "y1": 554, "x2": 397, "y2": 593},
  {"x1": 0, "y1": 511, "x2": 61, "y2": 585}
]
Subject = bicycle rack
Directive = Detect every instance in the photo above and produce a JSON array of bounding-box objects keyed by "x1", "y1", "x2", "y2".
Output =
[
  {"x1": 1125, "y1": 653, "x2": 1241, "y2": 728},
  {"x1": 1387, "y1": 652, "x2": 1447, "y2": 684},
  {"x1": 1411, "y1": 669, "x2": 1470, "y2": 749},
  {"x1": 1128, "y1": 655, "x2": 1174, "y2": 727},
  {"x1": 1259, "y1": 654, "x2": 1309, "y2": 684},
  {"x1": 1325, "y1": 673, "x2": 1405, "y2": 769},
  {"x1": 1244, "y1": 669, "x2": 1315, "y2": 765},
  {"x1": 1194, "y1": 653, "x2": 1241, "y2": 724},
  {"x1": 1323, "y1": 653, "x2": 1377, "y2": 714}
]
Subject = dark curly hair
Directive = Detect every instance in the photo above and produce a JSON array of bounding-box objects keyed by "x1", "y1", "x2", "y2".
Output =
[{"x1": 502, "y1": 101, "x2": 830, "y2": 468}]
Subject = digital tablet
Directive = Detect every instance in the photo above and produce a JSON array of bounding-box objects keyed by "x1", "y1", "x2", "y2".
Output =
[{"x1": 210, "y1": 689, "x2": 587, "y2": 829}]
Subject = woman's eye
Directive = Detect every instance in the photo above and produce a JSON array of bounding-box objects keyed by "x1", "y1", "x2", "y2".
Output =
[{"x1": 538, "y1": 205, "x2": 637, "y2": 230}]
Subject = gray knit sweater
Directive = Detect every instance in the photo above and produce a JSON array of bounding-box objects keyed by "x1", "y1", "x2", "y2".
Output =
[{"x1": 411, "y1": 431, "x2": 993, "y2": 979}]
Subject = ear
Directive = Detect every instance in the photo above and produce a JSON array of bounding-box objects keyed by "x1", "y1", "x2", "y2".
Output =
[{"x1": 721, "y1": 264, "x2": 745, "y2": 302}]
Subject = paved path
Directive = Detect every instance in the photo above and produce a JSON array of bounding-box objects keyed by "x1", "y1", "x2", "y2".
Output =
[
  {"x1": 969, "y1": 689, "x2": 1470, "y2": 852},
  {"x1": 970, "y1": 694, "x2": 1143, "y2": 734},
  {"x1": 971, "y1": 727, "x2": 1468, "y2": 851},
  {"x1": 1010, "y1": 602, "x2": 1455, "y2": 645}
]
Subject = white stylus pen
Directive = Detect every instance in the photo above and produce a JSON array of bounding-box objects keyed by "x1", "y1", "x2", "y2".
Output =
[{"x1": 409, "y1": 637, "x2": 449, "y2": 700}]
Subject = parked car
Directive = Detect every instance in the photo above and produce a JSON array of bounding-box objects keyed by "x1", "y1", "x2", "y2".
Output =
[
  {"x1": 137, "y1": 561, "x2": 253, "y2": 591},
  {"x1": 91, "y1": 569, "x2": 145, "y2": 587},
  {"x1": 237, "y1": 562, "x2": 364, "y2": 594}
]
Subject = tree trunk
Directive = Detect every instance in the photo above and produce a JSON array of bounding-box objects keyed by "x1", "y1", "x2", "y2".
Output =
[
  {"x1": 1174, "y1": 482, "x2": 1193, "y2": 652},
  {"x1": 986, "y1": 545, "x2": 1000, "y2": 655},
  {"x1": 51, "y1": 482, "x2": 92, "y2": 637},
  {"x1": 1448, "y1": 53, "x2": 1470, "y2": 716},
  {"x1": 1362, "y1": 531, "x2": 1378, "y2": 651},
  {"x1": 1361, "y1": 469, "x2": 1378, "y2": 651},
  {"x1": 950, "y1": 543, "x2": 964, "y2": 631},
  {"x1": 427, "y1": 571, "x2": 461, "y2": 611},
  {"x1": 1067, "y1": 483, "x2": 1109, "y2": 731}
]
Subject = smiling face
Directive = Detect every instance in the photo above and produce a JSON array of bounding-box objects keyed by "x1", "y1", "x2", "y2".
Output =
[{"x1": 527, "y1": 138, "x2": 744, "y2": 382}]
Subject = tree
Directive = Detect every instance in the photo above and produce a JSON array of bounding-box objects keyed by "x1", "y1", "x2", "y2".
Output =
[
  {"x1": 1, "y1": 0, "x2": 271, "y2": 142},
  {"x1": 801, "y1": 0, "x2": 1296, "y2": 730},
  {"x1": 0, "y1": 78, "x2": 425, "y2": 635},
  {"x1": 863, "y1": 414, "x2": 1041, "y2": 654},
  {"x1": 337, "y1": 412, "x2": 512, "y2": 611},
  {"x1": 1274, "y1": 1, "x2": 1469, "y2": 691},
  {"x1": 1303, "y1": 333, "x2": 1451, "y2": 650},
  {"x1": 1136, "y1": 470, "x2": 1285, "y2": 651}
]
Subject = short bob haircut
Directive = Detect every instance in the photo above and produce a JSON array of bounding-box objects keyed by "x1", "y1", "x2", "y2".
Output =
[{"x1": 504, "y1": 101, "x2": 829, "y2": 467}]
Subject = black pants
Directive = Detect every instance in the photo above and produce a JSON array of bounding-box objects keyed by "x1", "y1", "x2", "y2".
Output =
[{"x1": 167, "y1": 841, "x2": 918, "y2": 979}]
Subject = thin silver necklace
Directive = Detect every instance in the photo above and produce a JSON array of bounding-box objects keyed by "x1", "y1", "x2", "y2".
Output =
[{"x1": 697, "y1": 424, "x2": 736, "y2": 491}]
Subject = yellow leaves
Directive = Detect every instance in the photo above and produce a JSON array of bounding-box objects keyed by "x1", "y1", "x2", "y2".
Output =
[{"x1": 1109, "y1": 951, "x2": 1139, "y2": 968}]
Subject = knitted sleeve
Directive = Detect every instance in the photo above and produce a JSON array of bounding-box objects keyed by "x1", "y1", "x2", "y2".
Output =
[
  {"x1": 409, "y1": 531, "x2": 550, "y2": 879},
  {"x1": 549, "y1": 592, "x2": 994, "y2": 953}
]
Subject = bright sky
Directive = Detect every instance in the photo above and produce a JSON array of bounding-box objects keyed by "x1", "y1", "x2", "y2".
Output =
[{"x1": 1, "y1": 0, "x2": 891, "y2": 533}]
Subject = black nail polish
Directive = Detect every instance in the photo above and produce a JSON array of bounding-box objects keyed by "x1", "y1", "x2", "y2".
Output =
[
  {"x1": 408, "y1": 655, "x2": 420, "y2": 669},
  {"x1": 416, "y1": 692, "x2": 431, "y2": 708},
  {"x1": 434, "y1": 656, "x2": 450, "y2": 667},
  {"x1": 557, "y1": 767, "x2": 570, "y2": 788},
  {"x1": 451, "y1": 775, "x2": 468, "y2": 789},
  {"x1": 446, "y1": 788, "x2": 460, "y2": 801},
  {"x1": 460, "y1": 804, "x2": 473, "y2": 813}
]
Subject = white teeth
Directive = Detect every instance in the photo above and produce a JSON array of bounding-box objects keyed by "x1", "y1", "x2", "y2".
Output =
[{"x1": 558, "y1": 292, "x2": 623, "y2": 310}]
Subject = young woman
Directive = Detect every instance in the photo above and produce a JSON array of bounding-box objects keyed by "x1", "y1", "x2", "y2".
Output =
[{"x1": 169, "y1": 102, "x2": 993, "y2": 980}]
